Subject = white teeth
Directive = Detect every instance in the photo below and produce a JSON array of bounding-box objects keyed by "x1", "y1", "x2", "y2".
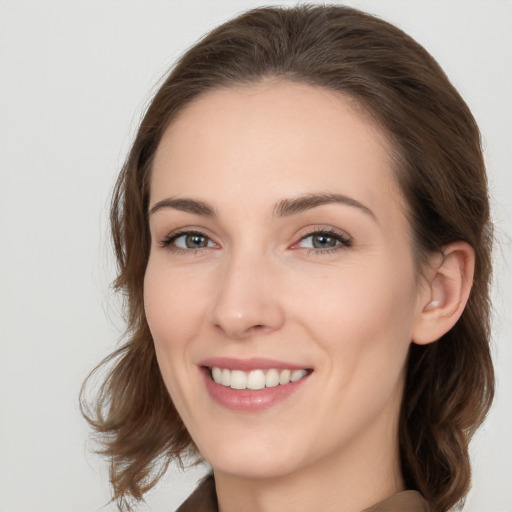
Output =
[
  {"x1": 221, "y1": 368, "x2": 231, "y2": 387},
  {"x1": 279, "y1": 369, "x2": 291, "y2": 385},
  {"x1": 247, "y1": 370, "x2": 266, "y2": 390},
  {"x1": 291, "y1": 369, "x2": 307, "y2": 382},
  {"x1": 265, "y1": 369, "x2": 280, "y2": 388},
  {"x1": 212, "y1": 367, "x2": 222, "y2": 384},
  {"x1": 210, "y1": 367, "x2": 309, "y2": 390},
  {"x1": 230, "y1": 370, "x2": 247, "y2": 390}
]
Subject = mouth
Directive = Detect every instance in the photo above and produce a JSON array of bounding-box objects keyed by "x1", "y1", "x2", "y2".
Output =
[
  {"x1": 208, "y1": 367, "x2": 312, "y2": 390},
  {"x1": 199, "y1": 358, "x2": 313, "y2": 411}
]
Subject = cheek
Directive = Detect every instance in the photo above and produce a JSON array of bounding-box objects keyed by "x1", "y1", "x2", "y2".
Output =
[
  {"x1": 293, "y1": 258, "x2": 418, "y2": 361},
  {"x1": 143, "y1": 260, "x2": 211, "y2": 352},
  {"x1": 299, "y1": 261, "x2": 417, "y2": 422},
  {"x1": 143, "y1": 260, "x2": 214, "y2": 413}
]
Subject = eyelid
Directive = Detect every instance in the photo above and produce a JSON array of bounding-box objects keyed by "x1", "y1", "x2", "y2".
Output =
[
  {"x1": 292, "y1": 226, "x2": 353, "y2": 252},
  {"x1": 157, "y1": 225, "x2": 352, "y2": 254},
  {"x1": 159, "y1": 227, "x2": 219, "y2": 251}
]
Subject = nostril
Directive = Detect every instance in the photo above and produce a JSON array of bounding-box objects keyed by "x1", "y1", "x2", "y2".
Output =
[{"x1": 246, "y1": 324, "x2": 266, "y2": 335}]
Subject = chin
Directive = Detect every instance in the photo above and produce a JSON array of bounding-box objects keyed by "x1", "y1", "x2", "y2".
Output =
[
  {"x1": 197, "y1": 430, "x2": 304, "y2": 479},
  {"x1": 208, "y1": 453, "x2": 301, "y2": 480}
]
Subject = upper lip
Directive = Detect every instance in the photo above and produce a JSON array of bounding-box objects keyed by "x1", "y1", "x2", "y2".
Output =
[{"x1": 199, "y1": 357, "x2": 311, "y2": 372}]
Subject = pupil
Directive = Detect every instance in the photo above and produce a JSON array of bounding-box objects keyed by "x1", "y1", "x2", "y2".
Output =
[
  {"x1": 313, "y1": 234, "x2": 336, "y2": 249},
  {"x1": 186, "y1": 234, "x2": 207, "y2": 248}
]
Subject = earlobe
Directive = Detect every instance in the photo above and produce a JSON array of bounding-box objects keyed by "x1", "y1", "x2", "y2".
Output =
[{"x1": 412, "y1": 242, "x2": 475, "y2": 345}]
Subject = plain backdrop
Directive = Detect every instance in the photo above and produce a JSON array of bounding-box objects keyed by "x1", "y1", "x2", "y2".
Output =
[{"x1": 0, "y1": 1, "x2": 511, "y2": 511}]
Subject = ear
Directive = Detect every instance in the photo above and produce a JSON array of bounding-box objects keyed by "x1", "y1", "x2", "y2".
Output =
[{"x1": 412, "y1": 241, "x2": 475, "y2": 345}]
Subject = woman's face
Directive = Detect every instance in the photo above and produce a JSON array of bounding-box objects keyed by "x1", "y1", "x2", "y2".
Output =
[{"x1": 145, "y1": 81, "x2": 428, "y2": 480}]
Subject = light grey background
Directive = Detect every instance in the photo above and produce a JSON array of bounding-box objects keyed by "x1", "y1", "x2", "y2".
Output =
[{"x1": 0, "y1": 1, "x2": 510, "y2": 511}]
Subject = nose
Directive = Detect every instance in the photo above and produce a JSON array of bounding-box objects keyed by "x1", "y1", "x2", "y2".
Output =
[{"x1": 208, "y1": 250, "x2": 285, "y2": 340}]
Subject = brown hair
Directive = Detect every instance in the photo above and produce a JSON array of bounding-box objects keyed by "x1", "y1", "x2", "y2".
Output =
[{"x1": 81, "y1": 5, "x2": 494, "y2": 511}]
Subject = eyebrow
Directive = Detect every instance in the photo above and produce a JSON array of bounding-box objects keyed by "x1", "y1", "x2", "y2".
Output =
[
  {"x1": 149, "y1": 197, "x2": 216, "y2": 217},
  {"x1": 273, "y1": 193, "x2": 377, "y2": 221},
  {"x1": 148, "y1": 193, "x2": 376, "y2": 221}
]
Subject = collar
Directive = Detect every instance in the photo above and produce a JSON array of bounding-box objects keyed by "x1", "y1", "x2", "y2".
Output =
[{"x1": 176, "y1": 475, "x2": 431, "y2": 512}]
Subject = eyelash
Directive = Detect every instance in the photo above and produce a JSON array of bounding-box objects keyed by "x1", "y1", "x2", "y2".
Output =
[
  {"x1": 159, "y1": 227, "x2": 353, "y2": 255},
  {"x1": 295, "y1": 228, "x2": 353, "y2": 255},
  {"x1": 160, "y1": 229, "x2": 215, "y2": 255}
]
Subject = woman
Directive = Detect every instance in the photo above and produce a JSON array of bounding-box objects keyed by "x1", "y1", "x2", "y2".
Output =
[{"x1": 82, "y1": 5, "x2": 494, "y2": 511}]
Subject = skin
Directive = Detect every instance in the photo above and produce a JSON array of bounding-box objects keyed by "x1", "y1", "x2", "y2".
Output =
[{"x1": 144, "y1": 81, "x2": 470, "y2": 512}]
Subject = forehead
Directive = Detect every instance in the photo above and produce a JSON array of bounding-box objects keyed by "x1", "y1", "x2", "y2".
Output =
[{"x1": 151, "y1": 81, "x2": 402, "y2": 222}]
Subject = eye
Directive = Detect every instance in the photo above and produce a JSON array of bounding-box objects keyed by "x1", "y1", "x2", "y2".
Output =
[
  {"x1": 296, "y1": 229, "x2": 352, "y2": 252},
  {"x1": 162, "y1": 230, "x2": 216, "y2": 251}
]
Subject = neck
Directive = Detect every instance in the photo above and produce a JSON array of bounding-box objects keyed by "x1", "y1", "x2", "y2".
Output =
[{"x1": 213, "y1": 407, "x2": 405, "y2": 512}]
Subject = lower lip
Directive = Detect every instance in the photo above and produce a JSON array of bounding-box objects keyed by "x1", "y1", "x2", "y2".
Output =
[{"x1": 201, "y1": 368, "x2": 311, "y2": 412}]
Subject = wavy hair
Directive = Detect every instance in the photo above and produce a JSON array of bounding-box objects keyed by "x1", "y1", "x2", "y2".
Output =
[{"x1": 81, "y1": 5, "x2": 494, "y2": 511}]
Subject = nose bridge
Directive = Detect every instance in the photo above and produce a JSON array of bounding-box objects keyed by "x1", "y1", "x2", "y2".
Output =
[{"x1": 209, "y1": 243, "x2": 284, "y2": 339}]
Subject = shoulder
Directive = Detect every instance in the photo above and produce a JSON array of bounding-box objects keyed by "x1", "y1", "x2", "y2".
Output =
[
  {"x1": 362, "y1": 490, "x2": 432, "y2": 512},
  {"x1": 175, "y1": 475, "x2": 218, "y2": 512},
  {"x1": 176, "y1": 478, "x2": 431, "y2": 512}
]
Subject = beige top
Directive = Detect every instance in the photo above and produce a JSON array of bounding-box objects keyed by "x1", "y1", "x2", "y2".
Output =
[{"x1": 176, "y1": 476, "x2": 431, "y2": 512}]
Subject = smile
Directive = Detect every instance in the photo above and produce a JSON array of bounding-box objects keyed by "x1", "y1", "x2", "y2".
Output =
[
  {"x1": 210, "y1": 367, "x2": 309, "y2": 390},
  {"x1": 200, "y1": 358, "x2": 313, "y2": 411}
]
